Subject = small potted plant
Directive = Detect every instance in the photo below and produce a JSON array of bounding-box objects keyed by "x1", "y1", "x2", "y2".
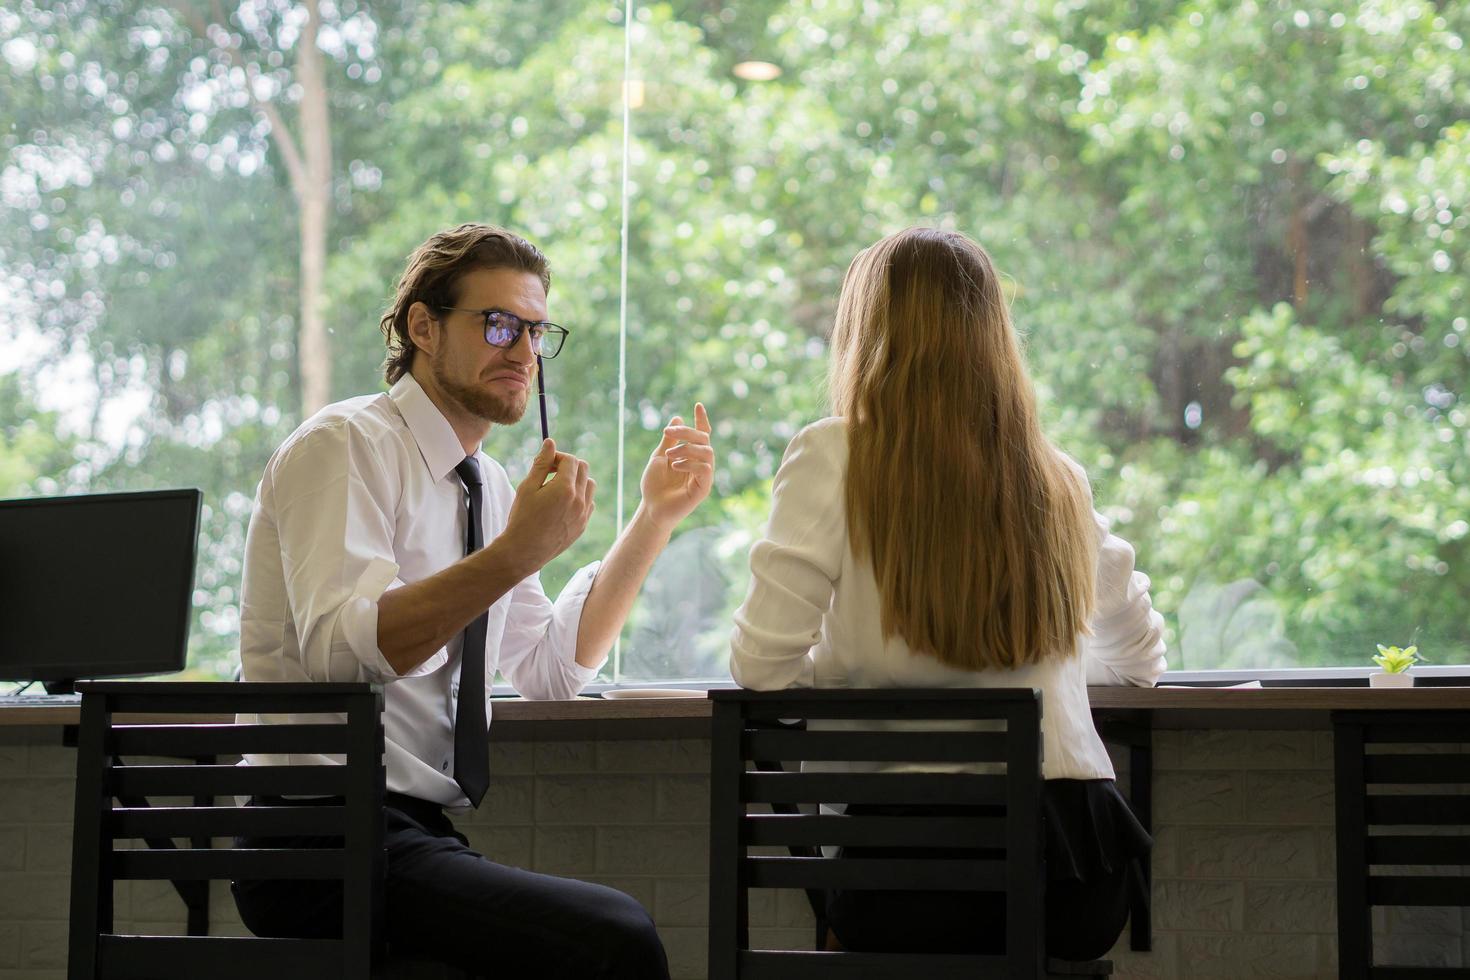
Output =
[{"x1": 1370, "y1": 644, "x2": 1423, "y2": 688}]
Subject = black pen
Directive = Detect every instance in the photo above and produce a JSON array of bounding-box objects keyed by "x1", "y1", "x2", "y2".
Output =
[{"x1": 536, "y1": 354, "x2": 550, "y2": 442}]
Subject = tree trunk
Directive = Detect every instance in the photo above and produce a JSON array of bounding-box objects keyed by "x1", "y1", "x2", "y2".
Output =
[
  {"x1": 295, "y1": 0, "x2": 332, "y2": 419},
  {"x1": 1348, "y1": 215, "x2": 1380, "y2": 320},
  {"x1": 168, "y1": 0, "x2": 333, "y2": 418},
  {"x1": 1287, "y1": 160, "x2": 1310, "y2": 310}
]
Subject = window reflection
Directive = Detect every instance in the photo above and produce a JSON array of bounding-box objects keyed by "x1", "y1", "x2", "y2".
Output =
[{"x1": 2, "y1": 1, "x2": 1467, "y2": 677}]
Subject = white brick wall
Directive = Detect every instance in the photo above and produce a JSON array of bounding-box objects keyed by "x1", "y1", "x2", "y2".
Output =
[
  {"x1": 2, "y1": 723, "x2": 1463, "y2": 979},
  {"x1": 1097, "y1": 730, "x2": 1341, "y2": 977}
]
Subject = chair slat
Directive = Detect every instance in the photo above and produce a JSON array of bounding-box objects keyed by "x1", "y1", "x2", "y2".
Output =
[
  {"x1": 1367, "y1": 835, "x2": 1470, "y2": 865},
  {"x1": 708, "y1": 687, "x2": 1034, "y2": 702},
  {"x1": 109, "y1": 723, "x2": 351, "y2": 757},
  {"x1": 111, "y1": 805, "x2": 348, "y2": 840},
  {"x1": 1360, "y1": 723, "x2": 1470, "y2": 745},
  {"x1": 113, "y1": 846, "x2": 344, "y2": 881},
  {"x1": 738, "y1": 700, "x2": 1035, "y2": 723},
  {"x1": 746, "y1": 855, "x2": 1005, "y2": 891},
  {"x1": 1365, "y1": 795, "x2": 1470, "y2": 826},
  {"x1": 738, "y1": 950, "x2": 1010, "y2": 979},
  {"x1": 97, "y1": 934, "x2": 344, "y2": 979},
  {"x1": 1368, "y1": 875, "x2": 1470, "y2": 906},
  {"x1": 1363, "y1": 754, "x2": 1470, "y2": 784},
  {"x1": 744, "y1": 813, "x2": 1006, "y2": 849},
  {"x1": 80, "y1": 681, "x2": 371, "y2": 698},
  {"x1": 743, "y1": 772, "x2": 1006, "y2": 806},
  {"x1": 744, "y1": 729, "x2": 1008, "y2": 764},
  {"x1": 90, "y1": 683, "x2": 374, "y2": 717},
  {"x1": 108, "y1": 763, "x2": 349, "y2": 798},
  {"x1": 711, "y1": 688, "x2": 1038, "y2": 706}
]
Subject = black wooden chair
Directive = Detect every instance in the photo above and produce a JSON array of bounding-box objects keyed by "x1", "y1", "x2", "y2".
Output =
[
  {"x1": 1333, "y1": 709, "x2": 1470, "y2": 980},
  {"x1": 67, "y1": 681, "x2": 386, "y2": 979},
  {"x1": 707, "y1": 687, "x2": 1114, "y2": 979}
]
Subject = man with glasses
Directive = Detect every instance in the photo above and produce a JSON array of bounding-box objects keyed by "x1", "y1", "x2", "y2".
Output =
[{"x1": 234, "y1": 223, "x2": 715, "y2": 978}]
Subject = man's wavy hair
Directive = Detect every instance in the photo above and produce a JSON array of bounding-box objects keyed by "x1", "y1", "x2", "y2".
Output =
[{"x1": 380, "y1": 223, "x2": 551, "y2": 385}]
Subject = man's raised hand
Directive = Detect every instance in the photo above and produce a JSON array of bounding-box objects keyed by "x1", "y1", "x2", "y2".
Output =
[
  {"x1": 639, "y1": 402, "x2": 716, "y2": 533},
  {"x1": 500, "y1": 439, "x2": 596, "y2": 573}
]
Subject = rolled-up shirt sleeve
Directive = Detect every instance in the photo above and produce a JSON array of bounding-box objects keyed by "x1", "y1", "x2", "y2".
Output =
[
  {"x1": 1083, "y1": 510, "x2": 1168, "y2": 687},
  {"x1": 729, "y1": 422, "x2": 847, "y2": 691},
  {"x1": 269, "y1": 422, "x2": 445, "y2": 683},
  {"x1": 496, "y1": 561, "x2": 602, "y2": 699}
]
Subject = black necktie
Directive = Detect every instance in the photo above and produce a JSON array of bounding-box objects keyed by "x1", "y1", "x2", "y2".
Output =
[{"x1": 453, "y1": 456, "x2": 490, "y2": 808}]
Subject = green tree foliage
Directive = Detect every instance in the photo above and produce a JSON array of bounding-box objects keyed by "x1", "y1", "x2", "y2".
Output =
[
  {"x1": 2, "y1": 0, "x2": 1467, "y2": 677},
  {"x1": 0, "y1": 373, "x2": 73, "y2": 495}
]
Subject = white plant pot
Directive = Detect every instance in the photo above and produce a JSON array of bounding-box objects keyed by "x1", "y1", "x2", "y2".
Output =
[{"x1": 1368, "y1": 671, "x2": 1414, "y2": 688}]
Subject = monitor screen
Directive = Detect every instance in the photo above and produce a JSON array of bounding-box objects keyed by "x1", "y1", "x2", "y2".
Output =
[{"x1": 0, "y1": 488, "x2": 202, "y2": 684}]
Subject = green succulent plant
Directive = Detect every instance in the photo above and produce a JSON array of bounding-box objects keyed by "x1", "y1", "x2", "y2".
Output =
[{"x1": 1373, "y1": 645, "x2": 1424, "y2": 674}]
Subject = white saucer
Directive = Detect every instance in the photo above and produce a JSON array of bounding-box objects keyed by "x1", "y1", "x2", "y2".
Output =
[{"x1": 601, "y1": 688, "x2": 706, "y2": 699}]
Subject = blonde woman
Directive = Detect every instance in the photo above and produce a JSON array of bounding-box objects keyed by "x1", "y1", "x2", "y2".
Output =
[{"x1": 729, "y1": 227, "x2": 1167, "y2": 960}]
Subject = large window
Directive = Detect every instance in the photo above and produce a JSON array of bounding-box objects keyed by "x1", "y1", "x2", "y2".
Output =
[{"x1": 3, "y1": 0, "x2": 1468, "y2": 680}]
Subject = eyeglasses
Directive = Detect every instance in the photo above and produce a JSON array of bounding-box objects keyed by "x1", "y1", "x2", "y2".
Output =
[{"x1": 439, "y1": 307, "x2": 569, "y2": 359}]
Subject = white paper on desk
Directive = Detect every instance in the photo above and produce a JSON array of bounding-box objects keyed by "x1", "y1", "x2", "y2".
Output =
[{"x1": 1157, "y1": 680, "x2": 1263, "y2": 689}]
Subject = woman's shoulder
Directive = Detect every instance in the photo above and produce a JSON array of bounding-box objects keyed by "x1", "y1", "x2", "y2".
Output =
[
  {"x1": 801, "y1": 415, "x2": 848, "y2": 437},
  {"x1": 1049, "y1": 445, "x2": 1097, "y2": 500},
  {"x1": 793, "y1": 416, "x2": 848, "y2": 448},
  {"x1": 767, "y1": 418, "x2": 849, "y2": 497},
  {"x1": 1048, "y1": 445, "x2": 1087, "y2": 482},
  {"x1": 783, "y1": 416, "x2": 849, "y2": 465}
]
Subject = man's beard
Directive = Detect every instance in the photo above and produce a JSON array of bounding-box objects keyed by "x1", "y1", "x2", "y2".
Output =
[{"x1": 431, "y1": 356, "x2": 529, "y2": 425}]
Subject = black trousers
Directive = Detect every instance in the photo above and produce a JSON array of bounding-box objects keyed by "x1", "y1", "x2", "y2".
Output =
[
  {"x1": 231, "y1": 793, "x2": 670, "y2": 980},
  {"x1": 826, "y1": 856, "x2": 1132, "y2": 961}
]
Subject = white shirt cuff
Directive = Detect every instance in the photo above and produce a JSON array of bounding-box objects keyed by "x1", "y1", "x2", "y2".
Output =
[
  {"x1": 549, "y1": 561, "x2": 603, "y2": 690},
  {"x1": 336, "y1": 556, "x2": 447, "y2": 680}
]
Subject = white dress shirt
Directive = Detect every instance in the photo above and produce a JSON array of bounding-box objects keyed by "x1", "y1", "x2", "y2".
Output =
[
  {"x1": 239, "y1": 374, "x2": 599, "y2": 807},
  {"x1": 729, "y1": 417, "x2": 1167, "y2": 781}
]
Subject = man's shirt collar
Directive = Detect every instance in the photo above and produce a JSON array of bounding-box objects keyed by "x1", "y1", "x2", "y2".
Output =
[{"x1": 389, "y1": 373, "x2": 474, "y2": 481}]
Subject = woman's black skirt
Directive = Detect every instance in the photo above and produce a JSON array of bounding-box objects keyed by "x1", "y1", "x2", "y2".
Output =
[{"x1": 825, "y1": 777, "x2": 1150, "y2": 961}]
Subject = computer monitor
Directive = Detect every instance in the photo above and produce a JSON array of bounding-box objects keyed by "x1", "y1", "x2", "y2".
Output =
[{"x1": 0, "y1": 488, "x2": 202, "y2": 691}]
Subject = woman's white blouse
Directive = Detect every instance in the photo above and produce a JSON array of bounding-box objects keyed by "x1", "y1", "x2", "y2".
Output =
[{"x1": 729, "y1": 417, "x2": 1167, "y2": 780}]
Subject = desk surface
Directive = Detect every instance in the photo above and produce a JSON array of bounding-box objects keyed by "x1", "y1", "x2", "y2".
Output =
[{"x1": 2, "y1": 684, "x2": 1468, "y2": 732}]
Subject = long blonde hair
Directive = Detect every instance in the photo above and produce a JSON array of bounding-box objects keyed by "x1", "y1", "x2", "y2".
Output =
[{"x1": 828, "y1": 228, "x2": 1097, "y2": 670}]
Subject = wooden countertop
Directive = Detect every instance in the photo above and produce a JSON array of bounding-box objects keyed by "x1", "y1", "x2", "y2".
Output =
[
  {"x1": 1090, "y1": 684, "x2": 1470, "y2": 710},
  {"x1": 1087, "y1": 683, "x2": 1470, "y2": 729},
  {"x1": 4, "y1": 684, "x2": 1469, "y2": 735}
]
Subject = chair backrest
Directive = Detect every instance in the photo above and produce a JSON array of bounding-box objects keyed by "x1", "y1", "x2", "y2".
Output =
[
  {"x1": 707, "y1": 687, "x2": 1044, "y2": 980},
  {"x1": 68, "y1": 681, "x2": 385, "y2": 980},
  {"x1": 1333, "y1": 709, "x2": 1470, "y2": 980}
]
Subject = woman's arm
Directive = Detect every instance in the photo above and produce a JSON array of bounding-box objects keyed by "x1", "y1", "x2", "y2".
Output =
[
  {"x1": 730, "y1": 421, "x2": 848, "y2": 690},
  {"x1": 1083, "y1": 511, "x2": 1168, "y2": 687}
]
